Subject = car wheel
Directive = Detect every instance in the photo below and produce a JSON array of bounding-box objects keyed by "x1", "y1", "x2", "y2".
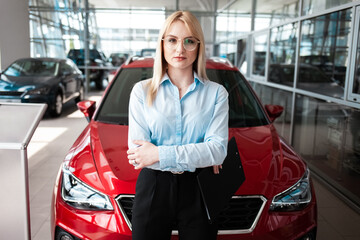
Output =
[
  {"x1": 56, "y1": 228, "x2": 76, "y2": 240},
  {"x1": 50, "y1": 92, "x2": 63, "y2": 117},
  {"x1": 75, "y1": 85, "x2": 84, "y2": 103}
]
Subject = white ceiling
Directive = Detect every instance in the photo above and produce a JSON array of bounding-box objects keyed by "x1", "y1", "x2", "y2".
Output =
[
  {"x1": 88, "y1": 0, "x2": 296, "y2": 14},
  {"x1": 88, "y1": 0, "x2": 251, "y2": 13}
]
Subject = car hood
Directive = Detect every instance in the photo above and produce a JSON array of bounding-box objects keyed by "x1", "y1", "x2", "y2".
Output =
[
  {"x1": 67, "y1": 121, "x2": 306, "y2": 199},
  {"x1": 0, "y1": 74, "x2": 55, "y2": 91}
]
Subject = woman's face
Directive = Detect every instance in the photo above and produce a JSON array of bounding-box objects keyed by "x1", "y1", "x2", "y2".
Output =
[{"x1": 163, "y1": 20, "x2": 198, "y2": 72}]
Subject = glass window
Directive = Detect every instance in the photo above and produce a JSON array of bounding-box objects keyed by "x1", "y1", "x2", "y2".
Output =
[
  {"x1": 95, "y1": 10, "x2": 165, "y2": 56},
  {"x1": 216, "y1": 13, "x2": 251, "y2": 42},
  {"x1": 237, "y1": 38, "x2": 248, "y2": 76},
  {"x1": 293, "y1": 94, "x2": 360, "y2": 207},
  {"x1": 250, "y1": 82, "x2": 292, "y2": 142},
  {"x1": 252, "y1": 33, "x2": 268, "y2": 77},
  {"x1": 218, "y1": 42, "x2": 236, "y2": 64},
  {"x1": 351, "y1": 18, "x2": 360, "y2": 98},
  {"x1": 269, "y1": 1, "x2": 300, "y2": 26},
  {"x1": 45, "y1": 39, "x2": 66, "y2": 58},
  {"x1": 29, "y1": 17, "x2": 41, "y2": 38},
  {"x1": 255, "y1": 0, "x2": 300, "y2": 30},
  {"x1": 302, "y1": 0, "x2": 353, "y2": 16},
  {"x1": 298, "y1": 9, "x2": 352, "y2": 99},
  {"x1": 268, "y1": 23, "x2": 298, "y2": 86},
  {"x1": 31, "y1": 41, "x2": 45, "y2": 58},
  {"x1": 29, "y1": 1, "x2": 97, "y2": 58}
]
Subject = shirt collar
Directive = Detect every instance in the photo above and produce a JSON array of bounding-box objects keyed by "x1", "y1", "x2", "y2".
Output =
[{"x1": 160, "y1": 72, "x2": 205, "y2": 85}]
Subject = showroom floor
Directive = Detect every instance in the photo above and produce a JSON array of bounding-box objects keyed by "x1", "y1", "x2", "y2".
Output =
[{"x1": 27, "y1": 89, "x2": 360, "y2": 240}]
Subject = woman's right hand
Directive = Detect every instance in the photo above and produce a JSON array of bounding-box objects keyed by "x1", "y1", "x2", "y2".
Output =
[{"x1": 127, "y1": 140, "x2": 159, "y2": 169}]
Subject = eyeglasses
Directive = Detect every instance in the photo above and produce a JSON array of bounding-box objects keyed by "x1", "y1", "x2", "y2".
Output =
[{"x1": 162, "y1": 36, "x2": 200, "y2": 51}]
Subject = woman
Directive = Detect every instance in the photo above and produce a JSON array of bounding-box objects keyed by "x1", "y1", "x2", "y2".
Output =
[{"x1": 127, "y1": 11, "x2": 229, "y2": 240}]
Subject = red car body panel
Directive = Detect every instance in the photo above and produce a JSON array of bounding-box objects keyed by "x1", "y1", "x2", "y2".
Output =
[
  {"x1": 62, "y1": 122, "x2": 307, "y2": 199},
  {"x1": 51, "y1": 58, "x2": 317, "y2": 240},
  {"x1": 52, "y1": 122, "x2": 317, "y2": 239}
]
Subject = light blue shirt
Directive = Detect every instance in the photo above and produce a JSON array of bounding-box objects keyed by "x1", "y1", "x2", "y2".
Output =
[{"x1": 128, "y1": 72, "x2": 229, "y2": 172}]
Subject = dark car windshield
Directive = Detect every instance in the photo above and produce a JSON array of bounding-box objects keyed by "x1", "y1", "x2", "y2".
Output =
[
  {"x1": 4, "y1": 59, "x2": 58, "y2": 77},
  {"x1": 67, "y1": 49, "x2": 104, "y2": 60},
  {"x1": 95, "y1": 67, "x2": 268, "y2": 127}
]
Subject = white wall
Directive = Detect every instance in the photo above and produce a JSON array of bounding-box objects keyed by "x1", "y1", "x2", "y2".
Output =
[{"x1": 0, "y1": 0, "x2": 30, "y2": 70}]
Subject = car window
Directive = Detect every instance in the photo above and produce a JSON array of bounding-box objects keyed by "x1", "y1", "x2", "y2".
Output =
[
  {"x1": 96, "y1": 67, "x2": 153, "y2": 124},
  {"x1": 61, "y1": 62, "x2": 75, "y2": 74},
  {"x1": 96, "y1": 67, "x2": 268, "y2": 127},
  {"x1": 66, "y1": 59, "x2": 81, "y2": 73},
  {"x1": 207, "y1": 69, "x2": 268, "y2": 127},
  {"x1": 4, "y1": 59, "x2": 58, "y2": 77},
  {"x1": 67, "y1": 49, "x2": 103, "y2": 60}
]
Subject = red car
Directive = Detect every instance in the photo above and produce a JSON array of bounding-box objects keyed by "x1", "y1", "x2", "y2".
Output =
[{"x1": 51, "y1": 57, "x2": 317, "y2": 240}]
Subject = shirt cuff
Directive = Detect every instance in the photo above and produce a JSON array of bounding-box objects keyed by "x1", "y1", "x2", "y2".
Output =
[{"x1": 158, "y1": 145, "x2": 176, "y2": 169}]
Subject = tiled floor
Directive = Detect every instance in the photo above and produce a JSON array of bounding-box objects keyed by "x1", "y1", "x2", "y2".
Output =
[{"x1": 26, "y1": 91, "x2": 360, "y2": 240}]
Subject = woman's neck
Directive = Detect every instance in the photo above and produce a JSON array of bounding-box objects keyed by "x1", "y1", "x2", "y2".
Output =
[{"x1": 167, "y1": 67, "x2": 194, "y2": 90}]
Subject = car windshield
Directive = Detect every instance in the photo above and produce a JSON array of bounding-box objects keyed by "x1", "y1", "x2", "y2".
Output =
[
  {"x1": 68, "y1": 49, "x2": 103, "y2": 60},
  {"x1": 95, "y1": 67, "x2": 268, "y2": 128},
  {"x1": 4, "y1": 59, "x2": 59, "y2": 77}
]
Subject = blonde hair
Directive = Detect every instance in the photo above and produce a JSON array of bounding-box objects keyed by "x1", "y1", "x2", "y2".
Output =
[{"x1": 147, "y1": 11, "x2": 208, "y2": 105}]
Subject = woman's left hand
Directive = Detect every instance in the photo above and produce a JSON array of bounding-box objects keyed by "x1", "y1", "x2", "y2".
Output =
[
  {"x1": 213, "y1": 165, "x2": 222, "y2": 174},
  {"x1": 127, "y1": 140, "x2": 159, "y2": 170}
]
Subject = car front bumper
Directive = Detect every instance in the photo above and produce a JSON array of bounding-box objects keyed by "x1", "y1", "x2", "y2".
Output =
[{"x1": 51, "y1": 168, "x2": 317, "y2": 240}]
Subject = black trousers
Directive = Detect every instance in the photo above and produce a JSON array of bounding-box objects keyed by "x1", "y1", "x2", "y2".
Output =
[{"x1": 131, "y1": 168, "x2": 218, "y2": 240}]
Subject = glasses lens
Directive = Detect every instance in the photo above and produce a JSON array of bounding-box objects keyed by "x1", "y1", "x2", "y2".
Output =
[
  {"x1": 183, "y1": 38, "x2": 198, "y2": 51},
  {"x1": 164, "y1": 37, "x2": 178, "y2": 49},
  {"x1": 163, "y1": 37, "x2": 199, "y2": 51}
]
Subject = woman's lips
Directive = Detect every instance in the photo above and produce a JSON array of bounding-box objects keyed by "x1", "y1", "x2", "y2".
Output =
[{"x1": 174, "y1": 56, "x2": 186, "y2": 61}]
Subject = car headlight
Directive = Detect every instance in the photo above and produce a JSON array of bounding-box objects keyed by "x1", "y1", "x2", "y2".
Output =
[
  {"x1": 269, "y1": 168, "x2": 312, "y2": 211},
  {"x1": 27, "y1": 86, "x2": 50, "y2": 95},
  {"x1": 61, "y1": 167, "x2": 113, "y2": 210}
]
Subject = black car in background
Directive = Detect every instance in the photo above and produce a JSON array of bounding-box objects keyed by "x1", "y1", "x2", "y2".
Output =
[
  {"x1": 140, "y1": 48, "x2": 156, "y2": 57},
  {"x1": 0, "y1": 58, "x2": 84, "y2": 117},
  {"x1": 67, "y1": 49, "x2": 111, "y2": 89},
  {"x1": 109, "y1": 52, "x2": 129, "y2": 66}
]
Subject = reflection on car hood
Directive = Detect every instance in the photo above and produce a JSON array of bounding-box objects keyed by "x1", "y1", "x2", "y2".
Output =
[
  {"x1": 229, "y1": 125, "x2": 306, "y2": 197},
  {"x1": 0, "y1": 74, "x2": 55, "y2": 91},
  {"x1": 67, "y1": 121, "x2": 306, "y2": 199},
  {"x1": 67, "y1": 122, "x2": 138, "y2": 198}
]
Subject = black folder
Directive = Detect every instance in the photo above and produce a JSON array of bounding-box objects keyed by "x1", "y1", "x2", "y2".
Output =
[{"x1": 197, "y1": 137, "x2": 245, "y2": 223}]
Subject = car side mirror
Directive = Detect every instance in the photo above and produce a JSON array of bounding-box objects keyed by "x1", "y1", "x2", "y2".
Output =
[
  {"x1": 265, "y1": 104, "x2": 284, "y2": 122},
  {"x1": 77, "y1": 100, "x2": 96, "y2": 122}
]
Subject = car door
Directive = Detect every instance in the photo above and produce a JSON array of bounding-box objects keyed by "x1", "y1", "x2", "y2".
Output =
[{"x1": 60, "y1": 61, "x2": 78, "y2": 101}]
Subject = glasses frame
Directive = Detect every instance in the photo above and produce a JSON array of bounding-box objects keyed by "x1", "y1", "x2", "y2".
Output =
[{"x1": 162, "y1": 36, "x2": 200, "y2": 52}]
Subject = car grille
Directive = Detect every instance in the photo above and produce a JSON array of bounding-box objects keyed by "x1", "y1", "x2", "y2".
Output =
[
  {"x1": 115, "y1": 195, "x2": 267, "y2": 234},
  {"x1": 0, "y1": 91, "x2": 23, "y2": 96}
]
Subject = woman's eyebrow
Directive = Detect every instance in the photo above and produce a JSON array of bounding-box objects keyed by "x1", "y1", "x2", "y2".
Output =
[
  {"x1": 164, "y1": 34, "x2": 194, "y2": 38},
  {"x1": 164, "y1": 34, "x2": 178, "y2": 38}
]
